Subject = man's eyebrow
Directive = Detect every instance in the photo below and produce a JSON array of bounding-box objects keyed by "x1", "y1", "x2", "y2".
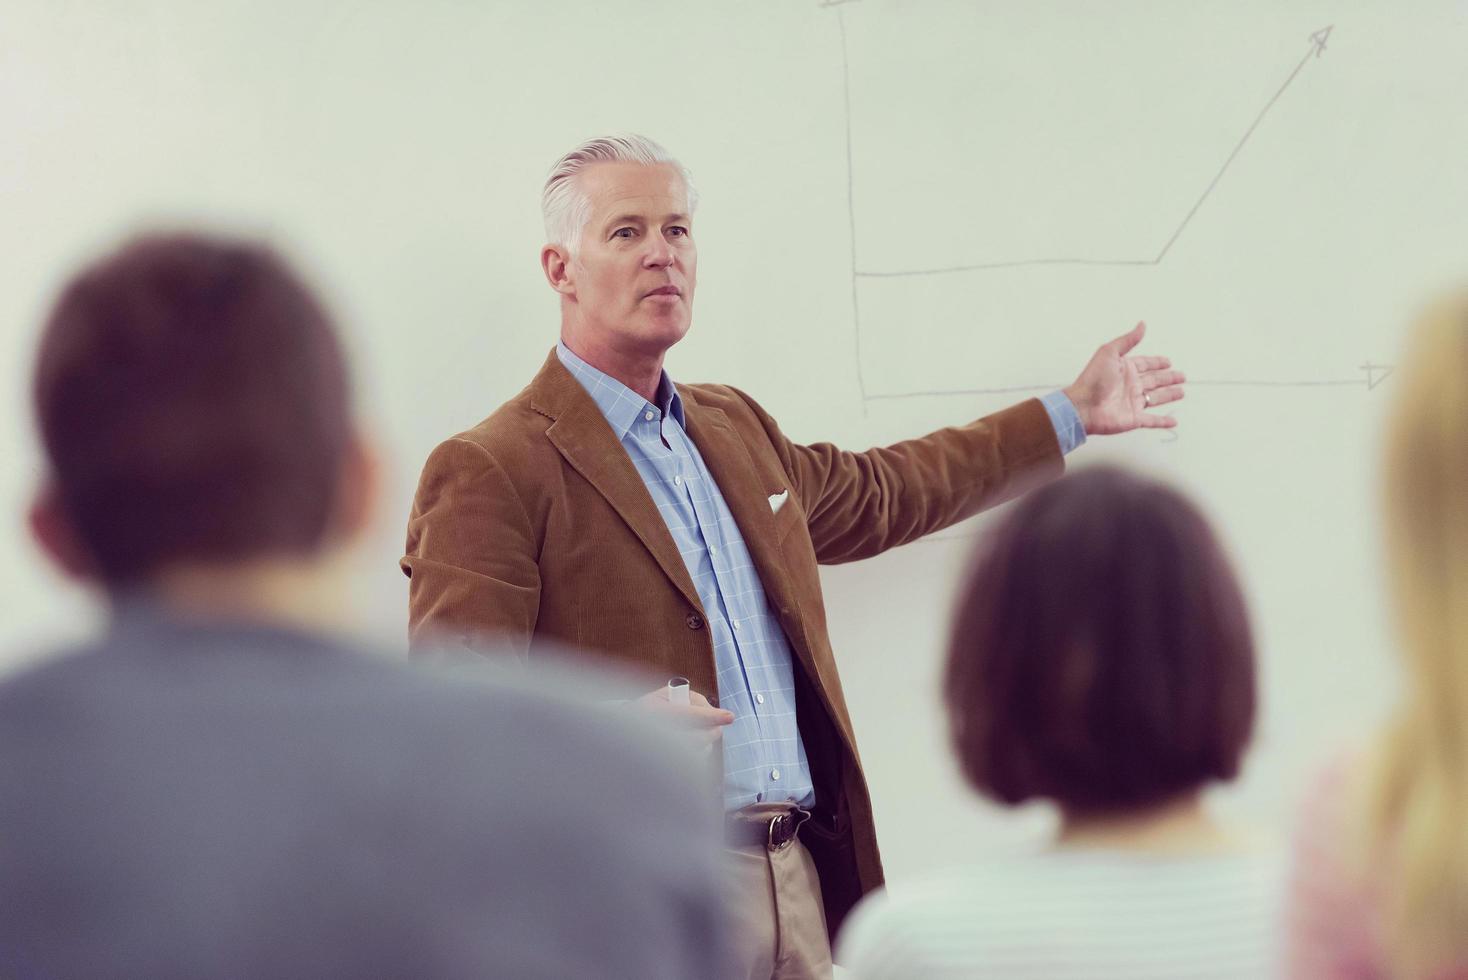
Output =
[
  {"x1": 603, "y1": 214, "x2": 648, "y2": 231},
  {"x1": 602, "y1": 212, "x2": 690, "y2": 231}
]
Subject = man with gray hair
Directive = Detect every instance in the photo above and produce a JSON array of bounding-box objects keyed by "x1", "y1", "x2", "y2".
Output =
[{"x1": 404, "y1": 134, "x2": 1187, "y2": 978}]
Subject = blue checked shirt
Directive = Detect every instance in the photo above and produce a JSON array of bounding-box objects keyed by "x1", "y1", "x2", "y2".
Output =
[{"x1": 558, "y1": 343, "x2": 1084, "y2": 812}]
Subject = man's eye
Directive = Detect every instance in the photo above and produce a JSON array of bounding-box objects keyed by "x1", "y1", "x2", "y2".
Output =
[
  {"x1": 612, "y1": 228, "x2": 636, "y2": 240},
  {"x1": 667, "y1": 226, "x2": 689, "y2": 238}
]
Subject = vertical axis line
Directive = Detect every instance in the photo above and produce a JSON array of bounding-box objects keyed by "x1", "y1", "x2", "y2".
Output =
[{"x1": 836, "y1": 7, "x2": 869, "y2": 409}]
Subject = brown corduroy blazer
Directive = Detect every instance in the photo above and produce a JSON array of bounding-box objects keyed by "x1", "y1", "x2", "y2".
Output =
[{"x1": 401, "y1": 349, "x2": 1065, "y2": 937}]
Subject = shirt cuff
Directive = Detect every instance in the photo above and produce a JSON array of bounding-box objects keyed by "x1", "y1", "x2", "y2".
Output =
[{"x1": 1040, "y1": 390, "x2": 1086, "y2": 456}]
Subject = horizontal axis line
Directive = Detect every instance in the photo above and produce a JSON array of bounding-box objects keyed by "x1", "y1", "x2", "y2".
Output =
[{"x1": 864, "y1": 378, "x2": 1372, "y2": 400}]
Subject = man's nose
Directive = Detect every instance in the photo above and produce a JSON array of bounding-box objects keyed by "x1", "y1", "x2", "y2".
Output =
[{"x1": 643, "y1": 240, "x2": 674, "y2": 269}]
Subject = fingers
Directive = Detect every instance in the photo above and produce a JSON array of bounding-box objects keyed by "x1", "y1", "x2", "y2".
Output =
[
  {"x1": 1133, "y1": 357, "x2": 1174, "y2": 375},
  {"x1": 677, "y1": 703, "x2": 734, "y2": 748},
  {"x1": 1106, "y1": 320, "x2": 1146, "y2": 355},
  {"x1": 1144, "y1": 384, "x2": 1185, "y2": 407},
  {"x1": 639, "y1": 696, "x2": 734, "y2": 727},
  {"x1": 687, "y1": 690, "x2": 734, "y2": 725},
  {"x1": 666, "y1": 703, "x2": 735, "y2": 727},
  {"x1": 1139, "y1": 413, "x2": 1179, "y2": 429},
  {"x1": 1141, "y1": 368, "x2": 1185, "y2": 388}
]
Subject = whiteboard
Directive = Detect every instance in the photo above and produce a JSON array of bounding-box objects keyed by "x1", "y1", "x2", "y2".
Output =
[{"x1": 5, "y1": 0, "x2": 1468, "y2": 881}]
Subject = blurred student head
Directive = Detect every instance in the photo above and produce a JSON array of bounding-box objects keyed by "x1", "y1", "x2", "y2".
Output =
[
  {"x1": 944, "y1": 465, "x2": 1256, "y2": 818},
  {"x1": 1364, "y1": 289, "x2": 1468, "y2": 977},
  {"x1": 28, "y1": 232, "x2": 376, "y2": 603}
]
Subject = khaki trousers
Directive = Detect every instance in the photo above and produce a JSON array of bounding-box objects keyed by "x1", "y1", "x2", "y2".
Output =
[{"x1": 724, "y1": 812, "x2": 832, "y2": 980}]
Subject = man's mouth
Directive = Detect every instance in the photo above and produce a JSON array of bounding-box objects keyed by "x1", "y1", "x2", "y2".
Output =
[{"x1": 645, "y1": 285, "x2": 681, "y2": 298}]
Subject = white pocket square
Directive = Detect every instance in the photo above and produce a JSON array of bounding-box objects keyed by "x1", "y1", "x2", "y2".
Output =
[{"x1": 768, "y1": 490, "x2": 789, "y2": 513}]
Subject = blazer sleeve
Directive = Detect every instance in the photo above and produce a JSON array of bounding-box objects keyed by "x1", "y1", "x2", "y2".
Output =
[
  {"x1": 401, "y1": 437, "x2": 540, "y2": 658},
  {"x1": 730, "y1": 389, "x2": 1065, "y2": 565}
]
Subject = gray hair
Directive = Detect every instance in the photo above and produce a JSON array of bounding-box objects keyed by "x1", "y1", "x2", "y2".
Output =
[{"x1": 541, "y1": 134, "x2": 699, "y2": 253}]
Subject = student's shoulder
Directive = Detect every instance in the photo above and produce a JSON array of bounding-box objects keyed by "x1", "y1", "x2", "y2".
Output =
[
  {"x1": 841, "y1": 861, "x2": 1023, "y2": 937},
  {"x1": 0, "y1": 638, "x2": 160, "y2": 750},
  {"x1": 0, "y1": 641, "x2": 106, "y2": 703},
  {"x1": 407, "y1": 654, "x2": 713, "y2": 797},
  {"x1": 0, "y1": 626, "x2": 162, "y2": 693},
  {"x1": 837, "y1": 865, "x2": 1015, "y2": 979}
]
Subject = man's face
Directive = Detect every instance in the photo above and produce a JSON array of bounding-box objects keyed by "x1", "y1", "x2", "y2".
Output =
[{"x1": 561, "y1": 161, "x2": 697, "y2": 358}]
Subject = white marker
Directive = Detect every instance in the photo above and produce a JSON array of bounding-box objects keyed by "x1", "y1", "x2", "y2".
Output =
[{"x1": 667, "y1": 676, "x2": 691, "y2": 706}]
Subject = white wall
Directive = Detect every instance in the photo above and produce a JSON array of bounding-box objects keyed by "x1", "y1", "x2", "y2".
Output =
[{"x1": 5, "y1": 0, "x2": 1467, "y2": 880}]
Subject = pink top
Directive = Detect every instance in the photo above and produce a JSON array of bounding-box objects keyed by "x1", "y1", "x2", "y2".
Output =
[
  {"x1": 1285, "y1": 761, "x2": 1385, "y2": 978},
  {"x1": 1285, "y1": 761, "x2": 1468, "y2": 980}
]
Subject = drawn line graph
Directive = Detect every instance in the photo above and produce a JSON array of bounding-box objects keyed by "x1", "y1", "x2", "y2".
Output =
[
  {"x1": 826, "y1": 7, "x2": 1389, "y2": 401},
  {"x1": 857, "y1": 26, "x2": 1334, "y2": 279}
]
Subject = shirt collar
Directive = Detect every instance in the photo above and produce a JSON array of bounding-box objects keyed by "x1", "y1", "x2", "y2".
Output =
[{"x1": 556, "y1": 341, "x2": 685, "y2": 437}]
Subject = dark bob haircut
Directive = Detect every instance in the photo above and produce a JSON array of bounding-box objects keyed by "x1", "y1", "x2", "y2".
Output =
[
  {"x1": 944, "y1": 465, "x2": 1256, "y2": 815},
  {"x1": 32, "y1": 232, "x2": 352, "y2": 586}
]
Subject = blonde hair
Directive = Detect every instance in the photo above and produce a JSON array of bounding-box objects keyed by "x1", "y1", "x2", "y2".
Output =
[
  {"x1": 1367, "y1": 289, "x2": 1468, "y2": 977},
  {"x1": 541, "y1": 134, "x2": 698, "y2": 254}
]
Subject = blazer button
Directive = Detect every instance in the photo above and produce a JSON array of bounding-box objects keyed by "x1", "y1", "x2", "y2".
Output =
[{"x1": 686, "y1": 613, "x2": 704, "y2": 630}]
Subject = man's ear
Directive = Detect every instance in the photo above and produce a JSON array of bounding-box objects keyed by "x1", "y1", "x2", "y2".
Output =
[
  {"x1": 332, "y1": 431, "x2": 380, "y2": 545},
  {"x1": 29, "y1": 481, "x2": 97, "y2": 583},
  {"x1": 540, "y1": 243, "x2": 576, "y2": 297}
]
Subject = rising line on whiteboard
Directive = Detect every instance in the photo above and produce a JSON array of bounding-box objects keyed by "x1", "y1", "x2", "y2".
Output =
[{"x1": 853, "y1": 24, "x2": 1334, "y2": 279}]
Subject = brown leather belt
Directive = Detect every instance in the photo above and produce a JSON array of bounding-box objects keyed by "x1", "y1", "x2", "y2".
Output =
[{"x1": 726, "y1": 805, "x2": 811, "y2": 851}]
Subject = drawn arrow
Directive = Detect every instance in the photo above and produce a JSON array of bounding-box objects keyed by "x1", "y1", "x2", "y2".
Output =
[
  {"x1": 1310, "y1": 25, "x2": 1333, "y2": 58},
  {"x1": 1360, "y1": 362, "x2": 1393, "y2": 389}
]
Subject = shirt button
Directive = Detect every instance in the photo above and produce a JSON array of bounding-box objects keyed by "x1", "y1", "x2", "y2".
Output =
[
  {"x1": 732, "y1": 620, "x2": 742, "y2": 632},
  {"x1": 771, "y1": 769, "x2": 781, "y2": 781},
  {"x1": 685, "y1": 613, "x2": 704, "y2": 630},
  {"x1": 644, "y1": 410, "x2": 654, "y2": 421},
  {"x1": 755, "y1": 694, "x2": 765, "y2": 705},
  {"x1": 674, "y1": 475, "x2": 682, "y2": 486},
  {"x1": 710, "y1": 546, "x2": 718, "y2": 557}
]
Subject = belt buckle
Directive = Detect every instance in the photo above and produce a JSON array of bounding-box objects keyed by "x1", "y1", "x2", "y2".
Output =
[
  {"x1": 767, "y1": 809, "x2": 809, "y2": 852},
  {"x1": 767, "y1": 812, "x2": 794, "y2": 852}
]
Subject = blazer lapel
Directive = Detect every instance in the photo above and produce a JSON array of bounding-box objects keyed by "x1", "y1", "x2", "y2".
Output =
[
  {"x1": 529, "y1": 351, "x2": 705, "y2": 614},
  {"x1": 679, "y1": 394, "x2": 816, "y2": 671}
]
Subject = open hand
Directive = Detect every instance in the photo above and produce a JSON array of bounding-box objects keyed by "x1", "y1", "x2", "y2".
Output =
[{"x1": 1063, "y1": 321, "x2": 1185, "y2": 436}]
